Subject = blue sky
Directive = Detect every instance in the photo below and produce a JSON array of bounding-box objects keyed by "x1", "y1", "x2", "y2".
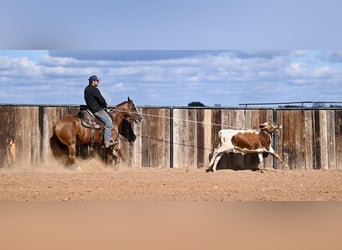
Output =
[
  {"x1": 0, "y1": 0, "x2": 342, "y2": 106},
  {"x1": 0, "y1": 50, "x2": 341, "y2": 106}
]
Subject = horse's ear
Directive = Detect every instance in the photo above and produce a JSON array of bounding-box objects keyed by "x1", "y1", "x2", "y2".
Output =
[{"x1": 128, "y1": 96, "x2": 132, "y2": 102}]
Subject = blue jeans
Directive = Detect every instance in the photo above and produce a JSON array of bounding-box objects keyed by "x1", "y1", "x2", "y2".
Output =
[{"x1": 94, "y1": 109, "x2": 113, "y2": 142}]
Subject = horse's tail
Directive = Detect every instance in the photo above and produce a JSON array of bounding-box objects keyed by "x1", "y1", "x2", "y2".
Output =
[{"x1": 49, "y1": 126, "x2": 68, "y2": 159}]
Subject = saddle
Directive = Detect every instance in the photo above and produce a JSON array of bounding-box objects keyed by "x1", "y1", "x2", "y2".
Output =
[{"x1": 78, "y1": 105, "x2": 104, "y2": 130}]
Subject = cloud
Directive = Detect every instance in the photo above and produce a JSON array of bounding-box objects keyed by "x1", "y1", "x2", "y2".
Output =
[
  {"x1": 48, "y1": 50, "x2": 215, "y2": 62},
  {"x1": 232, "y1": 50, "x2": 291, "y2": 59},
  {"x1": 114, "y1": 82, "x2": 125, "y2": 90},
  {"x1": 0, "y1": 56, "x2": 42, "y2": 81},
  {"x1": 1, "y1": 50, "x2": 342, "y2": 106},
  {"x1": 286, "y1": 63, "x2": 307, "y2": 77},
  {"x1": 319, "y1": 51, "x2": 342, "y2": 63},
  {"x1": 41, "y1": 54, "x2": 78, "y2": 66}
]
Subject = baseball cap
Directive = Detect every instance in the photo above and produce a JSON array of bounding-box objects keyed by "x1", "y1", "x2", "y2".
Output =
[{"x1": 88, "y1": 75, "x2": 100, "y2": 82}]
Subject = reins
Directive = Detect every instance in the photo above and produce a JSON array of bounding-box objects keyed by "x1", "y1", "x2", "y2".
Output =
[
  {"x1": 109, "y1": 108, "x2": 138, "y2": 145},
  {"x1": 111, "y1": 108, "x2": 133, "y2": 123}
]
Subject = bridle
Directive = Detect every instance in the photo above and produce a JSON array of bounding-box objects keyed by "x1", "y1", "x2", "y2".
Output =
[{"x1": 109, "y1": 107, "x2": 140, "y2": 123}]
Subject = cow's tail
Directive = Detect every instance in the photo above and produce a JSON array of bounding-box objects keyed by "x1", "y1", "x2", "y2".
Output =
[{"x1": 206, "y1": 151, "x2": 216, "y2": 172}]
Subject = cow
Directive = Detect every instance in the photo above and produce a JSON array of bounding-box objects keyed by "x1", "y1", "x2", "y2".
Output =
[{"x1": 207, "y1": 121, "x2": 287, "y2": 172}]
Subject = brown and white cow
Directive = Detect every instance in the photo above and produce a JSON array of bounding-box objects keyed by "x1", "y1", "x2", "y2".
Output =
[{"x1": 208, "y1": 121, "x2": 287, "y2": 172}]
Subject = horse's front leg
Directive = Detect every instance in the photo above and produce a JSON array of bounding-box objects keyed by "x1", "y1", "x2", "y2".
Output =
[
  {"x1": 103, "y1": 146, "x2": 121, "y2": 167},
  {"x1": 112, "y1": 126, "x2": 119, "y2": 144},
  {"x1": 113, "y1": 143, "x2": 125, "y2": 162}
]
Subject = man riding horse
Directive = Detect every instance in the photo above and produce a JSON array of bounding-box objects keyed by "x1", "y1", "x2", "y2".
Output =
[
  {"x1": 51, "y1": 75, "x2": 142, "y2": 167},
  {"x1": 84, "y1": 75, "x2": 115, "y2": 148}
]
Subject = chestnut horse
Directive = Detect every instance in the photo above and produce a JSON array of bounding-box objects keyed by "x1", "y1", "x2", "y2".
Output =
[{"x1": 51, "y1": 97, "x2": 142, "y2": 167}]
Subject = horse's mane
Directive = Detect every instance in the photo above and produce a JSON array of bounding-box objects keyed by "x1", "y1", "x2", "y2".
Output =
[{"x1": 114, "y1": 100, "x2": 129, "y2": 108}]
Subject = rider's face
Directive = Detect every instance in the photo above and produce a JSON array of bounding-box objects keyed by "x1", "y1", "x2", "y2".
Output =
[{"x1": 91, "y1": 80, "x2": 99, "y2": 87}]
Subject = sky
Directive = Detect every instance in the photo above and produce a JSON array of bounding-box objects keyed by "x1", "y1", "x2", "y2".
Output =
[
  {"x1": 0, "y1": 50, "x2": 341, "y2": 107},
  {"x1": 1, "y1": 0, "x2": 342, "y2": 107}
]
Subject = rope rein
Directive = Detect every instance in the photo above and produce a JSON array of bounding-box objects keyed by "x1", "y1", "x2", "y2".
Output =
[
  {"x1": 111, "y1": 109, "x2": 132, "y2": 122},
  {"x1": 113, "y1": 109, "x2": 279, "y2": 152},
  {"x1": 113, "y1": 108, "x2": 250, "y2": 130}
]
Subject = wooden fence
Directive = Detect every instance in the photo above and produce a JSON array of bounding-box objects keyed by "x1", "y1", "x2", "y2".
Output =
[{"x1": 0, "y1": 105, "x2": 341, "y2": 170}]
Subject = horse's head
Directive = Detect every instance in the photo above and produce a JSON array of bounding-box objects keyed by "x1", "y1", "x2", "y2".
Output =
[
  {"x1": 126, "y1": 97, "x2": 142, "y2": 123},
  {"x1": 114, "y1": 97, "x2": 142, "y2": 124}
]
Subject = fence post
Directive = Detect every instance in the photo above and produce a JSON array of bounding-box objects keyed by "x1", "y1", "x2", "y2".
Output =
[
  {"x1": 273, "y1": 108, "x2": 278, "y2": 169},
  {"x1": 170, "y1": 107, "x2": 174, "y2": 168}
]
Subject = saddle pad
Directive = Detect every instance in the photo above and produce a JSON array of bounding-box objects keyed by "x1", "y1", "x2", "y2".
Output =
[{"x1": 79, "y1": 109, "x2": 104, "y2": 129}]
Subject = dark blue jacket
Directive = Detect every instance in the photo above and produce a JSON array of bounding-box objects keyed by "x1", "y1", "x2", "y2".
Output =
[{"x1": 84, "y1": 84, "x2": 107, "y2": 113}]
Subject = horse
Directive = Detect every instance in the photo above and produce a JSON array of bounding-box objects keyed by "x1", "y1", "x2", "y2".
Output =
[{"x1": 51, "y1": 97, "x2": 142, "y2": 167}]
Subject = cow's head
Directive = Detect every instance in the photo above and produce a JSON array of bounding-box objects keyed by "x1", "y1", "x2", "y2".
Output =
[{"x1": 259, "y1": 121, "x2": 281, "y2": 133}]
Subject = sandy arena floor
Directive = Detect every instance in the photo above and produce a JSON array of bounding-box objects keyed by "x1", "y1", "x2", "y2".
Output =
[
  {"x1": 1, "y1": 160, "x2": 342, "y2": 250},
  {"x1": 1, "y1": 159, "x2": 342, "y2": 201}
]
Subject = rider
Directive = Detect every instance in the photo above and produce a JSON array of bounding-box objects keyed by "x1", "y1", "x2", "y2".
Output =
[{"x1": 84, "y1": 75, "x2": 115, "y2": 148}]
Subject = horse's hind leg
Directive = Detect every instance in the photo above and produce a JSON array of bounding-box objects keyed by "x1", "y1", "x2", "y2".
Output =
[{"x1": 67, "y1": 144, "x2": 76, "y2": 166}]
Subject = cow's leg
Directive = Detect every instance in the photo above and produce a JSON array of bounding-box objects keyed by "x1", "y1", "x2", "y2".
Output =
[
  {"x1": 212, "y1": 151, "x2": 225, "y2": 172},
  {"x1": 258, "y1": 152, "x2": 265, "y2": 172},
  {"x1": 208, "y1": 144, "x2": 228, "y2": 172},
  {"x1": 208, "y1": 146, "x2": 220, "y2": 169},
  {"x1": 269, "y1": 148, "x2": 288, "y2": 169}
]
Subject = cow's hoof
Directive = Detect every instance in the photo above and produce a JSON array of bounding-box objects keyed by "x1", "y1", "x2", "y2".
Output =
[{"x1": 282, "y1": 164, "x2": 289, "y2": 170}]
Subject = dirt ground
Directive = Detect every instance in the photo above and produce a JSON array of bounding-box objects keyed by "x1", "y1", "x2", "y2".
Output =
[
  {"x1": 1, "y1": 159, "x2": 342, "y2": 201},
  {"x1": 2, "y1": 160, "x2": 342, "y2": 250}
]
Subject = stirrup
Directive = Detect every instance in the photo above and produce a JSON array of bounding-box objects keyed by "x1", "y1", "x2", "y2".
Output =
[
  {"x1": 104, "y1": 139, "x2": 117, "y2": 148},
  {"x1": 104, "y1": 140, "x2": 114, "y2": 148}
]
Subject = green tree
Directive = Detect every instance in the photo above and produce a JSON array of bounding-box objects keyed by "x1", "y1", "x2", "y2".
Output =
[{"x1": 188, "y1": 101, "x2": 205, "y2": 107}]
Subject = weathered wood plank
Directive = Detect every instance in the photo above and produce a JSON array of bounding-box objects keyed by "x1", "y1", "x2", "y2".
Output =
[
  {"x1": 336, "y1": 110, "x2": 342, "y2": 169},
  {"x1": 140, "y1": 108, "x2": 151, "y2": 167},
  {"x1": 140, "y1": 108, "x2": 170, "y2": 168},
  {"x1": 0, "y1": 106, "x2": 9, "y2": 167},
  {"x1": 15, "y1": 107, "x2": 28, "y2": 165},
  {"x1": 264, "y1": 109, "x2": 276, "y2": 169},
  {"x1": 29, "y1": 107, "x2": 40, "y2": 165},
  {"x1": 126, "y1": 107, "x2": 143, "y2": 168},
  {"x1": 281, "y1": 110, "x2": 292, "y2": 168},
  {"x1": 203, "y1": 109, "x2": 212, "y2": 167},
  {"x1": 187, "y1": 109, "x2": 196, "y2": 168},
  {"x1": 149, "y1": 108, "x2": 161, "y2": 167},
  {"x1": 319, "y1": 110, "x2": 329, "y2": 169},
  {"x1": 173, "y1": 109, "x2": 186, "y2": 168},
  {"x1": 327, "y1": 110, "x2": 336, "y2": 169},
  {"x1": 196, "y1": 109, "x2": 205, "y2": 168},
  {"x1": 1, "y1": 105, "x2": 341, "y2": 171},
  {"x1": 303, "y1": 110, "x2": 314, "y2": 169},
  {"x1": 313, "y1": 110, "x2": 322, "y2": 169},
  {"x1": 211, "y1": 109, "x2": 222, "y2": 149},
  {"x1": 157, "y1": 108, "x2": 170, "y2": 168},
  {"x1": 292, "y1": 110, "x2": 301, "y2": 169}
]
